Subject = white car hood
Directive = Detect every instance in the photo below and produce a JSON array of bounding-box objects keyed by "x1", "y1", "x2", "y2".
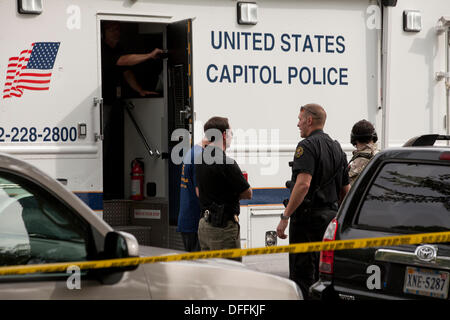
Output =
[{"x1": 138, "y1": 245, "x2": 303, "y2": 300}]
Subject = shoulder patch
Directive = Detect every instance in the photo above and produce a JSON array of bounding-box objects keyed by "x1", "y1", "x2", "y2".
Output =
[{"x1": 295, "y1": 146, "x2": 304, "y2": 158}]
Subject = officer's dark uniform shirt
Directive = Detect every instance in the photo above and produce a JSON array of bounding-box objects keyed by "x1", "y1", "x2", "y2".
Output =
[
  {"x1": 195, "y1": 146, "x2": 250, "y2": 220},
  {"x1": 291, "y1": 129, "x2": 349, "y2": 211},
  {"x1": 101, "y1": 42, "x2": 127, "y2": 104}
]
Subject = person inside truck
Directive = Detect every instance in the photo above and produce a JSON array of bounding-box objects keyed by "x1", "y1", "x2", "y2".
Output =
[
  {"x1": 101, "y1": 20, "x2": 163, "y2": 200},
  {"x1": 101, "y1": 20, "x2": 163, "y2": 101},
  {"x1": 348, "y1": 119, "x2": 379, "y2": 185}
]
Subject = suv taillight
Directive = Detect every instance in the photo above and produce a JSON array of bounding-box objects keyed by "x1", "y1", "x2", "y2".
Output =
[
  {"x1": 439, "y1": 152, "x2": 450, "y2": 161},
  {"x1": 319, "y1": 218, "x2": 338, "y2": 275}
]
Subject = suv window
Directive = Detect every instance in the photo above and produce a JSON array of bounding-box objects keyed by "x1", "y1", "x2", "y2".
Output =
[
  {"x1": 356, "y1": 162, "x2": 450, "y2": 233},
  {"x1": 0, "y1": 171, "x2": 92, "y2": 266}
]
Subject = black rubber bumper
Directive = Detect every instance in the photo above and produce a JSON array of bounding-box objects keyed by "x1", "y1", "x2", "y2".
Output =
[{"x1": 309, "y1": 280, "x2": 337, "y2": 301}]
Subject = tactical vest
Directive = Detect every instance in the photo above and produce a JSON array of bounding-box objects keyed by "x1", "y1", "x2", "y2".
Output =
[{"x1": 348, "y1": 151, "x2": 374, "y2": 166}]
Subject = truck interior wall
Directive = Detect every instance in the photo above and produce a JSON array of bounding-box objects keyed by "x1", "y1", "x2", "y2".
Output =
[{"x1": 124, "y1": 97, "x2": 167, "y2": 199}]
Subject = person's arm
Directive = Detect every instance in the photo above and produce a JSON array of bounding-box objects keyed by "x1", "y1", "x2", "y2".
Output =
[
  {"x1": 276, "y1": 173, "x2": 312, "y2": 239},
  {"x1": 123, "y1": 70, "x2": 158, "y2": 96},
  {"x1": 116, "y1": 48, "x2": 163, "y2": 66},
  {"x1": 284, "y1": 173, "x2": 311, "y2": 217},
  {"x1": 239, "y1": 187, "x2": 252, "y2": 200},
  {"x1": 340, "y1": 150, "x2": 351, "y2": 204},
  {"x1": 223, "y1": 161, "x2": 251, "y2": 200},
  {"x1": 339, "y1": 184, "x2": 350, "y2": 204}
]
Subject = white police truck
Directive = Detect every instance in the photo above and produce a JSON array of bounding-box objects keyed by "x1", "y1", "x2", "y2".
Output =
[{"x1": 1, "y1": 0, "x2": 450, "y2": 250}]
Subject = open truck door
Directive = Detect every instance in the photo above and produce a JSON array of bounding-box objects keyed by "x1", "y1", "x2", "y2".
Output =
[
  {"x1": 167, "y1": 19, "x2": 194, "y2": 226},
  {"x1": 97, "y1": 16, "x2": 195, "y2": 250}
]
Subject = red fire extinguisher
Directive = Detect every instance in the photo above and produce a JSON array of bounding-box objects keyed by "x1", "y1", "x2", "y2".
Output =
[{"x1": 131, "y1": 158, "x2": 144, "y2": 200}]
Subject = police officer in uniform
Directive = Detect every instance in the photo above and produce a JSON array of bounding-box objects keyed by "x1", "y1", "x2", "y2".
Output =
[
  {"x1": 195, "y1": 117, "x2": 252, "y2": 261},
  {"x1": 348, "y1": 119, "x2": 379, "y2": 185},
  {"x1": 277, "y1": 104, "x2": 350, "y2": 299}
]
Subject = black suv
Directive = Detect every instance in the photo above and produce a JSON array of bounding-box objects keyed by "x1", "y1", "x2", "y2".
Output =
[{"x1": 310, "y1": 135, "x2": 450, "y2": 300}]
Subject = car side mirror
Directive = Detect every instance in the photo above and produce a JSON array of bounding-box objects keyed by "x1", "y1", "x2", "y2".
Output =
[
  {"x1": 104, "y1": 231, "x2": 139, "y2": 259},
  {"x1": 93, "y1": 231, "x2": 140, "y2": 285}
]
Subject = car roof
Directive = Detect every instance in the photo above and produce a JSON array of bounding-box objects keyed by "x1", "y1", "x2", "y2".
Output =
[
  {"x1": 374, "y1": 146, "x2": 450, "y2": 162},
  {"x1": 403, "y1": 134, "x2": 450, "y2": 147}
]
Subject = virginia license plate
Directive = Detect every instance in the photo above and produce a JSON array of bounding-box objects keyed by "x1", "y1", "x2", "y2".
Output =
[{"x1": 403, "y1": 267, "x2": 449, "y2": 299}]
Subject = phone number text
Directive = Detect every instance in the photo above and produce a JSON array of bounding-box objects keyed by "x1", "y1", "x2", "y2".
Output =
[{"x1": 0, "y1": 127, "x2": 78, "y2": 143}]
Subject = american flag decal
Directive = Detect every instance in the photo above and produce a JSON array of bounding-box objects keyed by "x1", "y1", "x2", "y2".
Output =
[{"x1": 3, "y1": 42, "x2": 60, "y2": 99}]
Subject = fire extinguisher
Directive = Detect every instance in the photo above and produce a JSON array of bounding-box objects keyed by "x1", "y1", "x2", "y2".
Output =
[{"x1": 130, "y1": 158, "x2": 144, "y2": 201}]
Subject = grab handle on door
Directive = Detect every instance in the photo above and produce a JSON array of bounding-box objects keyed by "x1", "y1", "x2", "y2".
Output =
[{"x1": 94, "y1": 97, "x2": 104, "y2": 141}]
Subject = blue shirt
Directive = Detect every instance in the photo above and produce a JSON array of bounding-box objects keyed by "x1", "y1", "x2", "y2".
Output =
[{"x1": 176, "y1": 145, "x2": 203, "y2": 233}]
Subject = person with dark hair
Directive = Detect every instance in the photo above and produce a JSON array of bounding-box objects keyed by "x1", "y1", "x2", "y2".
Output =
[
  {"x1": 348, "y1": 119, "x2": 379, "y2": 185},
  {"x1": 195, "y1": 117, "x2": 252, "y2": 260},
  {"x1": 276, "y1": 103, "x2": 350, "y2": 299}
]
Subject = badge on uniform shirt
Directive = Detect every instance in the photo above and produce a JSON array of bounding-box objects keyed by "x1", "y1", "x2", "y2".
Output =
[{"x1": 295, "y1": 146, "x2": 304, "y2": 158}]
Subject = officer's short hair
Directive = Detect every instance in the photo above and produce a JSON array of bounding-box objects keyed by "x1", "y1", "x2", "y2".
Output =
[
  {"x1": 301, "y1": 104, "x2": 326, "y2": 126},
  {"x1": 351, "y1": 119, "x2": 378, "y2": 145},
  {"x1": 204, "y1": 117, "x2": 230, "y2": 142}
]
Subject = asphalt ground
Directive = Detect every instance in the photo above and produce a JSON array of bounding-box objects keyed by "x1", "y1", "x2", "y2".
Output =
[{"x1": 242, "y1": 252, "x2": 289, "y2": 279}]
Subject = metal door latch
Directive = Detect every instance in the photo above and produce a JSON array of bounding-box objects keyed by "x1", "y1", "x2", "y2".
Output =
[{"x1": 435, "y1": 72, "x2": 450, "y2": 81}]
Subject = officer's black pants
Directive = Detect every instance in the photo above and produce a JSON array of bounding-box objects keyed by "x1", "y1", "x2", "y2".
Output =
[
  {"x1": 181, "y1": 232, "x2": 201, "y2": 252},
  {"x1": 288, "y1": 208, "x2": 336, "y2": 300}
]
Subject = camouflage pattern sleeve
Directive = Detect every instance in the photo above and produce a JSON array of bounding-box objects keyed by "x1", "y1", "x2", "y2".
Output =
[{"x1": 348, "y1": 157, "x2": 370, "y2": 185}]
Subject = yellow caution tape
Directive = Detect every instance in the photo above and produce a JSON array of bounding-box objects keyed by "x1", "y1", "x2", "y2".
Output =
[{"x1": 1, "y1": 231, "x2": 450, "y2": 276}]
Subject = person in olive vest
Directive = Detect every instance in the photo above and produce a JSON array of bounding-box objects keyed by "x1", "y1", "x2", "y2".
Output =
[{"x1": 348, "y1": 119, "x2": 379, "y2": 185}]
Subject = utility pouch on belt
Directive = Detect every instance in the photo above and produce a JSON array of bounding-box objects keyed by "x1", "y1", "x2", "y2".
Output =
[{"x1": 203, "y1": 202, "x2": 226, "y2": 228}]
